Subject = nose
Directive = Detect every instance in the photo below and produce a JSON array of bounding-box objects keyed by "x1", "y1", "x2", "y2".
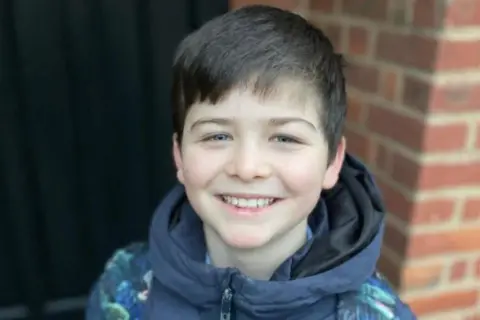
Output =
[{"x1": 225, "y1": 144, "x2": 272, "y2": 181}]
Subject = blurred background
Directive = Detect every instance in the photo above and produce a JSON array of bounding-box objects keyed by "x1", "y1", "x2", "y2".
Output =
[
  {"x1": 1, "y1": 0, "x2": 479, "y2": 319},
  {"x1": 0, "y1": 0, "x2": 226, "y2": 319}
]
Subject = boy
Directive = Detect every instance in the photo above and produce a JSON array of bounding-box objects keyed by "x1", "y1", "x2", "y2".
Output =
[{"x1": 87, "y1": 5, "x2": 416, "y2": 319}]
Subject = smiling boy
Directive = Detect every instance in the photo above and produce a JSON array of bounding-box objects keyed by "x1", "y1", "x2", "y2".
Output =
[{"x1": 87, "y1": 5, "x2": 416, "y2": 319}]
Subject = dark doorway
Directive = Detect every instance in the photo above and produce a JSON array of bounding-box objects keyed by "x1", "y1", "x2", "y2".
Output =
[{"x1": 0, "y1": 0, "x2": 228, "y2": 319}]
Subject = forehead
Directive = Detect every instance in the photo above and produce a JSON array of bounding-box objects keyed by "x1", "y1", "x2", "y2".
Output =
[{"x1": 186, "y1": 82, "x2": 322, "y2": 121}]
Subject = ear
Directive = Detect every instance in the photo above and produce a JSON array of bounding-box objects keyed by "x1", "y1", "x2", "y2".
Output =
[
  {"x1": 322, "y1": 137, "x2": 346, "y2": 190},
  {"x1": 172, "y1": 133, "x2": 185, "y2": 184}
]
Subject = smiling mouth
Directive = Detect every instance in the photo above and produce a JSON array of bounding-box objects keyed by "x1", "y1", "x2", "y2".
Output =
[{"x1": 218, "y1": 195, "x2": 280, "y2": 209}]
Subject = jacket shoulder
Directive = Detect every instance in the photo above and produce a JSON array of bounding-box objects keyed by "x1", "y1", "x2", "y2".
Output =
[
  {"x1": 338, "y1": 271, "x2": 416, "y2": 320},
  {"x1": 86, "y1": 242, "x2": 153, "y2": 320}
]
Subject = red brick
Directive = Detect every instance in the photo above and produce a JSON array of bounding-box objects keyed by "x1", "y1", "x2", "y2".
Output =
[
  {"x1": 377, "y1": 254, "x2": 444, "y2": 290},
  {"x1": 403, "y1": 76, "x2": 480, "y2": 113},
  {"x1": 407, "y1": 226, "x2": 480, "y2": 257},
  {"x1": 378, "y1": 178, "x2": 455, "y2": 224},
  {"x1": 412, "y1": 0, "x2": 443, "y2": 28},
  {"x1": 476, "y1": 123, "x2": 480, "y2": 149},
  {"x1": 402, "y1": 263, "x2": 444, "y2": 290},
  {"x1": 230, "y1": 0, "x2": 300, "y2": 10},
  {"x1": 372, "y1": 141, "x2": 392, "y2": 172},
  {"x1": 436, "y1": 40, "x2": 480, "y2": 70},
  {"x1": 379, "y1": 70, "x2": 399, "y2": 102},
  {"x1": 345, "y1": 61, "x2": 379, "y2": 93},
  {"x1": 383, "y1": 223, "x2": 408, "y2": 256},
  {"x1": 450, "y1": 260, "x2": 468, "y2": 282},
  {"x1": 430, "y1": 82, "x2": 480, "y2": 112},
  {"x1": 346, "y1": 96, "x2": 367, "y2": 124},
  {"x1": 378, "y1": 20, "x2": 480, "y2": 71},
  {"x1": 376, "y1": 179, "x2": 410, "y2": 218},
  {"x1": 406, "y1": 290, "x2": 478, "y2": 316},
  {"x1": 390, "y1": 153, "x2": 419, "y2": 189},
  {"x1": 367, "y1": 107, "x2": 467, "y2": 152},
  {"x1": 347, "y1": 25, "x2": 369, "y2": 56},
  {"x1": 475, "y1": 258, "x2": 480, "y2": 278},
  {"x1": 402, "y1": 76, "x2": 431, "y2": 112},
  {"x1": 344, "y1": 128, "x2": 372, "y2": 162},
  {"x1": 367, "y1": 106, "x2": 424, "y2": 150},
  {"x1": 376, "y1": 32, "x2": 437, "y2": 70},
  {"x1": 444, "y1": 0, "x2": 480, "y2": 26},
  {"x1": 410, "y1": 199, "x2": 456, "y2": 225},
  {"x1": 436, "y1": 83, "x2": 480, "y2": 112},
  {"x1": 423, "y1": 122, "x2": 469, "y2": 152},
  {"x1": 341, "y1": 0, "x2": 389, "y2": 22},
  {"x1": 416, "y1": 161, "x2": 480, "y2": 190},
  {"x1": 391, "y1": 153, "x2": 480, "y2": 190},
  {"x1": 310, "y1": 0, "x2": 335, "y2": 12},
  {"x1": 463, "y1": 198, "x2": 480, "y2": 221}
]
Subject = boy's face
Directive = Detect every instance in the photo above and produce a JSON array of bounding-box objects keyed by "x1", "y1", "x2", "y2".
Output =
[{"x1": 173, "y1": 86, "x2": 345, "y2": 249}]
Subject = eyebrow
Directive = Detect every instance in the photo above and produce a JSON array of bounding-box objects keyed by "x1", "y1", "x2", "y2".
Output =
[
  {"x1": 189, "y1": 117, "x2": 318, "y2": 131},
  {"x1": 269, "y1": 117, "x2": 318, "y2": 131},
  {"x1": 189, "y1": 118, "x2": 231, "y2": 131}
]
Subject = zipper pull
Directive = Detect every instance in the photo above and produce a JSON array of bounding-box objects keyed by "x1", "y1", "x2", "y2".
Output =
[{"x1": 220, "y1": 287, "x2": 233, "y2": 320}]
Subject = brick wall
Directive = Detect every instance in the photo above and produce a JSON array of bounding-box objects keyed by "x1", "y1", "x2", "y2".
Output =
[{"x1": 231, "y1": 0, "x2": 480, "y2": 318}]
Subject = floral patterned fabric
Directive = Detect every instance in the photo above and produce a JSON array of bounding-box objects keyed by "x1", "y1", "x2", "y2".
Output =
[{"x1": 86, "y1": 242, "x2": 415, "y2": 320}]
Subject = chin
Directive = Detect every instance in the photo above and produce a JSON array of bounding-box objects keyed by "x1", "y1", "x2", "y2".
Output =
[{"x1": 221, "y1": 229, "x2": 272, "y2": 249}]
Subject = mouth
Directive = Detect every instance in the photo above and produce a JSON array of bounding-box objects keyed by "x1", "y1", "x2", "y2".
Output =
[{"x1": 216, "y1": 194, "x2": 280, "y2": 212}]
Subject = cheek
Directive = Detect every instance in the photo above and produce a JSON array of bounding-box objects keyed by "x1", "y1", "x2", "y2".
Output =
[
  {"x1": 181, "y1": 148, "x2": 224, "y2": 187},
  {"x1": 281, "y1": 158, "x2": 325, "y2": 220},
  {"x1": 280, "y1": 151, "x2": 327, "y2": 194}
]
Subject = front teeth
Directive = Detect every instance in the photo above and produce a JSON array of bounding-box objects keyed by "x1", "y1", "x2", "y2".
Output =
[{"x1": 222, "y1": 196, "x2": 274, "y2": 208}]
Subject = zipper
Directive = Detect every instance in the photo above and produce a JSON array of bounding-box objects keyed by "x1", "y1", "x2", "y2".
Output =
[{"x1": 220, "y1": 286, "x2": 234, "y2": 320}]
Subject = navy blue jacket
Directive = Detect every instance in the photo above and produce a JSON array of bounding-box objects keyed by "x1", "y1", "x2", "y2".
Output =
[{"x1": 86, "y1": 155, "x2": 416, "y2": 319}]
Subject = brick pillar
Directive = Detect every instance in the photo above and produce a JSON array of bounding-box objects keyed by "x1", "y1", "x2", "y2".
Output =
[
  {"x1": 231, "y1": 0, "x2": 480, "y2": 318},
  {"x1": 307, "y1": 1, "x2": 480, "y2": 318}
]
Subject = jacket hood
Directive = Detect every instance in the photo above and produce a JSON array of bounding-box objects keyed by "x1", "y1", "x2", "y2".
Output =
[{"x1": 146, "y1": 154, "x2": 385, "y2": 319}]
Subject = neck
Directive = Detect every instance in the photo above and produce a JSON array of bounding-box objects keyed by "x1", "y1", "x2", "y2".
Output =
[{"x1": 204, "y1": 220, "x2": 309, "y2": 280}]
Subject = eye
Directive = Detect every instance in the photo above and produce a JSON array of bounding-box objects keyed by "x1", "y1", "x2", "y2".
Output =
[
  {"x1": 271, "y1": 135, "x2": 301, "y2": 144},
  {"x1": 204, "y1": 133, "x2": 232, "y2": 141}
]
